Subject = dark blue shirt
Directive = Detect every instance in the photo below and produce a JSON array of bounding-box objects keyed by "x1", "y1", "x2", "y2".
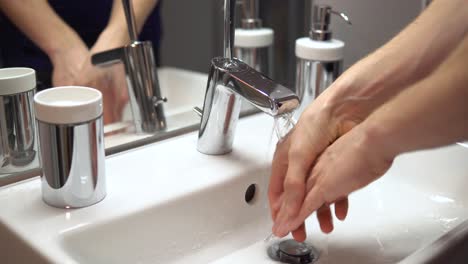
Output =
[{"x1": 0, "y1": 0, "x2": 162, "y2": 74}]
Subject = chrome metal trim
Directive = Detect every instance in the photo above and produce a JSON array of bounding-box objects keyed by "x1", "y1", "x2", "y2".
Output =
[
  {"x1": 197, "y1": 57, "x2": 298, "y2": 155},
  {"x1": 235, "y1": 46, "x2": 272, "y2": 77},
  {"x1": 295, "y1": 58, "x2": 342, "y2": 104},
  {"x1": 0, "y1": 90, "x2": 38, "y2": 175},
  {"x1": 38, "y1": 117, "x2": 106, "y2": 208}
]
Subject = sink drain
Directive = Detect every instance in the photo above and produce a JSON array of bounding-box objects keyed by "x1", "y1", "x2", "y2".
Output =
[
  {"x1": 244, "y1": 184, "x2": 257, "y2": 204},
  {"x1": 267, "y1": 239, "x2": 319, "y2": 264}
]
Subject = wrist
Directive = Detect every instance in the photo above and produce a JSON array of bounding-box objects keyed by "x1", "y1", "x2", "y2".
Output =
[
  {"x1": 47, "y1": 34, "x2": 88, "y2": 66},
  {"x1": 323, "y1": 47, "x2": 414, "y2": 123},
  {"x1": 359, "y1": 105, "x2": 404, "y2": 160},
  {"x1": 91, "y1": 24, "x2": 130, "y2": 53}
]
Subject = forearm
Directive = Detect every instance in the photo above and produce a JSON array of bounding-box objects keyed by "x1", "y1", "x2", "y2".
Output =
[
  {"x1": 92, "y1": 0, "x2": 160, "y2": 52},
  {"x1": 0, "y1": 0, "x2": 84, "y2": 61},
  {"x1": 364, "y1": 34, "x2": 468, "y2": 157},
  {"x1": 328, "y1": 0, "x2": 468, "y2": 110}
]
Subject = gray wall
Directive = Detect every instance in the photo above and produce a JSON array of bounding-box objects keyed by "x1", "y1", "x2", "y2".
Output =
[
  {"x1": 315, "y1": 0, "x2": 422, "y2": 69},
  {"x1": 159, "y1": 0, "x2": 223, "y2": 73},
  {"x1": 160, "y1": 0, "x2": 423, "y2": 84}
]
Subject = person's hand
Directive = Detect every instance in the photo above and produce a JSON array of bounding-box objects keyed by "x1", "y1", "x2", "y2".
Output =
[
  {"x1": 73, "y1": 57, "x2": 128, "y2": 124},
  {"x1": 269, "y1": 93, "x2": 357, "y2": 242},
  {"x1": 49, "y1": 41, "x2": 89, "y2": 86},
  {"x1": 268, "y1": 52, "x2": 403, "y2": 241},
  {"x1": 51, "y1": 45, "x2": 128, "y2": 125},
  {"x1": 272, "y1": 122, "x2": 395, "y2": 239}
]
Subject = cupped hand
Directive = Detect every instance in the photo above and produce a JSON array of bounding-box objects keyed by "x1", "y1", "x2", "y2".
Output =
[
  {"x1": 273, "y1": 123, "x2": 395, "y2": 238},
  {"x1": 73, "y1": 57, "x2": 128, "y2": 124}
]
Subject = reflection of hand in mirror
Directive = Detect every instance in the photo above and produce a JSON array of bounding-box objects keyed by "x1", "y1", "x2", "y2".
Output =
[
  {"x1": 51, "y1": 49, "x2": 129, "y2": 125},
  {"x1": 74, "y1": 60, "x2": 129, "y2": 125},
  {"x1": 0, "y1": 0, "x2": 160, "y2": 125},
  {"x1": 49, "y1": 41, "x2": 89, "y2": 88}
]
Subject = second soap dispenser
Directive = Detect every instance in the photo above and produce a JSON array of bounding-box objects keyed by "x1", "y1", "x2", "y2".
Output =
[
  {"x1": 234, "y1": 0, "x2": 274, "y2": 77},
  {"x1": 295, "y1": 4, "x2": 351, "y2": 116}
]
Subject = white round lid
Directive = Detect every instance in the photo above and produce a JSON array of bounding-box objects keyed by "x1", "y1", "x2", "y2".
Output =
[
  {"x1": 0, "y1": 67, "x2": 36, "y2": 95},
  {"x1": 34, "y1": 86, "x2": 103, "y2": 124},
  {"x1": 235, "y1": 28, "x2": 274, "y2": 48},
  {"x1": 295, "y1": 37, "x2": 345, "y2": 61}
]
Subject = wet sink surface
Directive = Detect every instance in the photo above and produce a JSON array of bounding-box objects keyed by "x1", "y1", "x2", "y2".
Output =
[{"x1": 0, "y1": 114, "x2": 467, "y2": 264}]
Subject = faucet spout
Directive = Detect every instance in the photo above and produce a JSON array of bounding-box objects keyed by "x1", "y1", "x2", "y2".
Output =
[
  {"x1": 197, "y1": 57, "x2": 299, "y2": 155},
  {"x1": 215, "y1": 57, "x2": 297, "y2": 116},
  {"x1": 197, "y1": 0, "x2": 298, "y2": 155}
]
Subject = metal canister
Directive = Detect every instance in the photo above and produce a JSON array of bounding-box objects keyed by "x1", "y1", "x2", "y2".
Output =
[
  {"x1": 34, "y1": 86, "x2": 106, "y2": 208},
  {"x1": 0, "y1": 68, "x2": 38, "y2": 175}
]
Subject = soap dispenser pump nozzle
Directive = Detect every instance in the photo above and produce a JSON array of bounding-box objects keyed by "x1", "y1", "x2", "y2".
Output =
[{"x1": 311, "y1": 5, "x2": 351, "y2": 41}]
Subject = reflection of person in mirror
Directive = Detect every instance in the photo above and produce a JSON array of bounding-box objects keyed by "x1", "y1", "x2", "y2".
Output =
[
  {"x1": 0, "y1": 0, "x2": 162, "y2": 124},
  {"x1": 269, "y1": 0, "x2": 468, "y2": 242}
]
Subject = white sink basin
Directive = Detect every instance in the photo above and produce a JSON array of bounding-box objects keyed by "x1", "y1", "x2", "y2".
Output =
[{"x1": 1, "y1": 114, "x2": 467, "y2": 263}]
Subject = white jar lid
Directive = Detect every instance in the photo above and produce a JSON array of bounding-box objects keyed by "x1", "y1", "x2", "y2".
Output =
[
  {"x1": 0, "y1": 67, "x2": 36, "y2": 96},
  {"x1": 34, "y1": 86, "x2": 103, "y2": 124},
  {"x1": 235, "y1": 28, "x2": 274, "y2": 48},
  {"x1": 295, "y1": 37, "x2": 344, "y2": 61}
]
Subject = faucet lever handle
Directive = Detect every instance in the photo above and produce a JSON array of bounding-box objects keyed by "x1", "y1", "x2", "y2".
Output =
[
  {"x1": 193, "y1": 106, "x2": 203, "y2": 117},
  {"x1": 152, "y1": 96, "x2": 167, "y2": 107},
  {"x1": 91, "y1": 47, "x2": 125, "y2": 66}
]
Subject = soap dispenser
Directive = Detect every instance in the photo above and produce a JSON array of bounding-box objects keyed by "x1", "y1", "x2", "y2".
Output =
[
  {"x1": 234, "y1": 0, "x2": 274, "y2": 77},
  {"x1": 295, "y1": 4, "x2": 351, "y2": 115}
]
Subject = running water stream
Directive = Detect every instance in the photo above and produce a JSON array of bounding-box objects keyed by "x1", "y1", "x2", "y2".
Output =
[{"x1": 263, "y1": 112, "x2": 297, "y2": 242}]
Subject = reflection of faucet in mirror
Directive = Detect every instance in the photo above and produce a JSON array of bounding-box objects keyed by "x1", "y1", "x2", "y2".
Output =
[
  {"x1": 195, "y1": 0, "x2": 299, "y2": 155},
  {"x1": 92, "y1": 0, "x2": 167, "y2": 134}
]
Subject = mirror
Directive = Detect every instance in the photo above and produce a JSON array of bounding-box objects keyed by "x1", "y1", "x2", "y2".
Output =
[{"x1": 0, "y1": 0, "x2": 276, "y2": 186}]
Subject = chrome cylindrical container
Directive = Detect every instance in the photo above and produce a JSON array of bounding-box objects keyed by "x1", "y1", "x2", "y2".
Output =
[
  {"x1": 295, "y1": 58, "x2": 342, "y2": 107},
  {"x1": 0, "y1": 68, "x2": 38, "y2": 175},
  {"x1": 234, "y1": 28, "x2": 274, "y2": 77},
  {"x1": 34, "y1": 86, "x2": 106, "y2": 208},
  {"x1": 234, "y1": 46, "x2": 273, "y2": 77}
]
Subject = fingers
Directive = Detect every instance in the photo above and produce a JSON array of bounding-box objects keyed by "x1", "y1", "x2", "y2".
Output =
[
  {"x1": 279, "y1": 136, "x2": 321, "y2": 218},
  {"x1": 334, "y1": 197, "x2": 349, "y2": 221},
  {"x1": 317, "y1": 205, "x2": 334, "y2": 233},
  {"x1": 291, "y1": 223, "x2": 307, "y2": 242},
  {"x1": 269, "y1": 136, "x2": 291, "y2": 220},
  {"x1": 282, "y1": 157, "x2": 307, "y2": 219},
  {"x1": 272, "y1": 121, "x2": 331, "y2": 237},
  {"x1": 276, "y1": 186, "x2": 324, "y2": 237},
  {"x1": 270, "y1": 195, "x2": 284, "y2": 221}
]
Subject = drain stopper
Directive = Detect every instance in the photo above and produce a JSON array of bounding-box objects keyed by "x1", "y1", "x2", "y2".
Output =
[{"x1": 267, "y1": 239, "x2": 318, "y2": 264}]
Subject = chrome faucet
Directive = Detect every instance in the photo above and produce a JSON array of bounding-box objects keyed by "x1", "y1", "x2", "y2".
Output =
[
  {"x1": 196, "y1": 0, "x2": 299, "y2": 155},
  {"x1": 91, "y1": 0, "x2": 166, "y2": 134}
]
